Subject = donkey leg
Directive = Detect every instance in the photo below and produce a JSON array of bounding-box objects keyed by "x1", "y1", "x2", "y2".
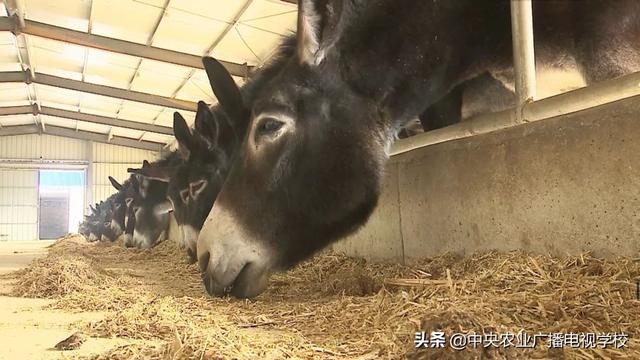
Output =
[
  {"x1": 419, "y1": 72, "x2": 515, "y2": 132},
  {"x1": 418, "y1": 82, "x2": 464, "y2": 132},
  {"x1": 460, "y1": 72, "x2": 515, "y2": 119}
]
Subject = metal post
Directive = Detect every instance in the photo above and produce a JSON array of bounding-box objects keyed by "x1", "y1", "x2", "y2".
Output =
[
  {"x1": 510, "y1": 0, "x2": 537, "y2": 123},
  {"x1": 85, "y1": 141, "x2": 93, "y2": 215}
]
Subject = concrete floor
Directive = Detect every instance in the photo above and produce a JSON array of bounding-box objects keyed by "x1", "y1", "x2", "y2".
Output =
[
  {"x1": 0, "y1": 240, "x2": 53, "y2": 276},
  {"x1": 0, "y1": 240, "x2": 141, "y2": 359}
]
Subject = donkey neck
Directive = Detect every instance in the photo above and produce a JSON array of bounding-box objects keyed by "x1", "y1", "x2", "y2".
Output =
[{"x1": 334, "y1": 0, "x2": 513, "y2": 128}]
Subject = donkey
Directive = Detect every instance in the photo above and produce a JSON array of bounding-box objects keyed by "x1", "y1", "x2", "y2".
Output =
[
  {"x1": 195, "y1": 0, "x2": 640, "y2": 297},
  {"x1": 128, "y1": 41, "x2": 299, "y2": 260},
  {"x1": 126, "y1": 155, "x2": 180, "y2": 248},
  {"x1": 97, "y1": 196, "x2": 119, "y2": 242},
  {"x1": 132, "y1": 103, "x2": 230, "y2": 261},
  {"x1": 102, "y1": 175, "x2": 134, "y2": 241},
  {"x1": 82, "y1": 200, "x2": 118, "y2": 242},
  {"x1": 129, "y1": 101, "x2": 229, "y2": 262}
]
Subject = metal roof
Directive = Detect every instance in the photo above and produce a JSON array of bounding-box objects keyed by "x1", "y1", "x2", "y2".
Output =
[{"x1": 0, "y1": 0, "x2": 296, "y2": 151}]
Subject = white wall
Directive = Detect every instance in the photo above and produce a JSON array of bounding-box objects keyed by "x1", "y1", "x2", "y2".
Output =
[
  {"x1": 0, "y1": 134, "x2": 160, "y2": 240},
  {"x1": 0, "y1": 134, "x2": 87, "y2": 160},
  {"x1": 0, "y1": 169, "x2": 38, "y2": 241}
]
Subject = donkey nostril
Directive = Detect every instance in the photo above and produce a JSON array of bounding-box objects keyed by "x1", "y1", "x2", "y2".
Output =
[{"x1": 198, "y1": 251, "x2": 210, "y2": 273}]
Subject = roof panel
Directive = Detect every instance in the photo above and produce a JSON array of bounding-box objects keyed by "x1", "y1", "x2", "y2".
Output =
[
  {"x1": 0, "y1": 62, "x2": 22, "y2": 72},
  {"x1": 117, "y1": 100, "x2": 164, "y2": 124},
  {"x1": 110, "y1": 126, "x2": 144, "y2": 140},
  {"x1": 30, "y1": 36, "x2": 85, "y2": 75},
  {"x1": 78, "y1": 94, "x2": 125, "y2": 117},
  {"x1": 0, "y1": 114, "x2": 35, "y2": 126},
  {"x1": 141, "y1": 131, "x2": 172, "y2": 143},
  {"x1": 154, "y1": 107, "x2": 196, "y2": 127},
  {"x1": 170, "y1": 0, "x2": 247, "y2": 23},
  {"x1": 1, "y1": 1, "x2": 294, "y2": 151},
  {"x1": 129, "y1": 59, "x2": 191, "y2": 97},
  {"x1": 151, "y1": 7, "x2": 228, "y2": 56},
  {"x1": 36, "y1": 84, "x2": 82, "y2": 107},
  {"x1": 171, "y1": 69, "x2": 216, "y2": 103},
  {"x1": 75, "y1": 119, "x2": 110, "y2": 134},
  {"x1": 92, "y1": 0, "x2": 163, "y2": 45},
  {"x1": 212, "y1": 22, "x2": 285, "y2": 65},
  {"x1": 40, "y1": 101, "x2": 79, "y2": 112},
  {"x1": 40, "y1": 114, "x2": 76, "y2": 128},
  {"x1": 239, "y1": 0, "x2": 297, "y2": 35},
  {"x1": 24, "y1": 0, "x2": 90, "y2": 32},
  {"x1": 0, "y1": 35, "x2": 20, "y2": 69},
  {"x1": 0, "y1": 84, "x2": 30, "y2": 106},
  {"x1": 83, "y1": 48, "x2": 140, "y2": 88}
]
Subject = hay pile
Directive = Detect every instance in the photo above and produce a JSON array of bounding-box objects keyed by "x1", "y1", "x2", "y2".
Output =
[{"x1": 8, "y1": 235, "x2": 640, "y2": 359}]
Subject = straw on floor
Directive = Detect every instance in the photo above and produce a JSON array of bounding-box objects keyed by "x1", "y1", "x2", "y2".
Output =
[{"x1": 8, "y1": 234, "x2": 640, "y2": 359}]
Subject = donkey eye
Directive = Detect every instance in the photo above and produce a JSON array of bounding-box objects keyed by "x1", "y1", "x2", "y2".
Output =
[
  {"x1": 257, "y1": 118, "x2": 284, "y2": 134},
  {"x1": 103, "y1": 222, "x2": 110, "y2": 227}
]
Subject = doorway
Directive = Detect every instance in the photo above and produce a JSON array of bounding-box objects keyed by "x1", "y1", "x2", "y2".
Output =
[{"x1": 38, "y1": 170, "x2": 85, "y2": 240}]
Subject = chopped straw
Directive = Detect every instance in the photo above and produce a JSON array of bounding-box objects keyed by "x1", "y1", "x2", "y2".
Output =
[{"x1": 7, "y1": 234, "x2": 640, "y2": 359}]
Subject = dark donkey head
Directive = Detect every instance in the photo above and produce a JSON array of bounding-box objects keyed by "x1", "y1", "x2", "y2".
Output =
[
  {"x1": 126, "y1": 157, "x2": 177, "y2": 248},
  {"x1": 84, "y1": 204, "x2": 100, "y2": 242},
  {"x1": 120, "y1": 174, "x2": 139, "y2": 248},
  {"x1": 171, "y1": 102, "x2": 234, "y2": 262},
  {"x1": 197, "y1": 1, "x2": 388, "y2": 298},
  {"x1": 132, "y1": 101, "x2": 233, "y2": 261},
  {"x1": 98, "y1": 195, "x2": 119, "y2": 242},
  {"x1": 104, "y1": 176, "x2": 130, "y2": 240}
]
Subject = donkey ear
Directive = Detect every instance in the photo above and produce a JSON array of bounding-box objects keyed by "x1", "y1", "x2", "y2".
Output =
[
  {"x1": 194, "y1": 101, "x2": 219, "y2": 146},
  {"x1": 128, "y1": 166, "x2": 173, "y2": 183},
  {"x1": 202, "y1": 57, "x2": 248, "y2": 125},
  {"x1": 173, "y1": 112, "x2": 193, "y2": 161},
  {"x1": 297, "y1": 0, "x2": 350, "y2": 66},
  {"x1": 142, "y1": 160, "x2": 151, "y2": 168},
  {"x1": 108, "y1": 176, "x2": 123, "y2": 191}
]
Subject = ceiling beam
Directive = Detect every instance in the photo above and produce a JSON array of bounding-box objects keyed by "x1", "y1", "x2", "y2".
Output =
[
  {"x1": 0, "y1": 70, "x2": 198, "y2": 111},
  {"x1": 44, "y1": 125, "x2": 163, "y2": 151},
  {"x1": 0, "y1": 124, "x2": 164, "y2": 151},
  {"x1": 0, "y1": 124, "x2": 40, "y2": 136},
  {"x1": 0, "y1": 16, "x2": 252, "y2": 77},
  {"x1": 40, "y1": 107, "x2": 174, "y2": 135},
  {"x1": 0, "y1": 105, "x2": 174, "y2": 134},
  {"x1": 0, "y1": 105, "x2": 34, "y2": 116}
]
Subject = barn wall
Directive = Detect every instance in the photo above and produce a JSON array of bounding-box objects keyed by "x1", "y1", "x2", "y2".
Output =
[
  {"x1": 333, "y1": 95, "x2": 640, "y2": 261},
  {"x1": 0, "y1": 169, "x2": 38, "y2": 241},
  {"x1": 0, "y1": 134, "x2": 158, "y2": 206},
  {"x1": 0, "y1": 134, "x2": 87, "y2": 160}
]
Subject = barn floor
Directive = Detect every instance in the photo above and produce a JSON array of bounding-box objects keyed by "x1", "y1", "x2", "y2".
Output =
[{"x1": 0, "y1": 235, "x2": 638, "y2": 359}]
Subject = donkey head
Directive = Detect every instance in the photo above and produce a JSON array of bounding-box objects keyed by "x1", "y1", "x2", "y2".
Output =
[
  {"x1": 106, "y1": 176, "x2": 128, "y2": 239},
  {"x1": 126, "y1": 161, "x2": 173, "y2": 249},
  {"x1": 197, "y1": 0, "x2": 388, "y2": 298},
  {"x1": 168, "y1": 101, "x2": 232, "y2": 262}
]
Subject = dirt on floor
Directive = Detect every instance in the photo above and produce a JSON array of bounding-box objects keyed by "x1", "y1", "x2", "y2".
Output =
[{"x1": 0, "y1": 235, "x2": 639, "y2": 359}]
